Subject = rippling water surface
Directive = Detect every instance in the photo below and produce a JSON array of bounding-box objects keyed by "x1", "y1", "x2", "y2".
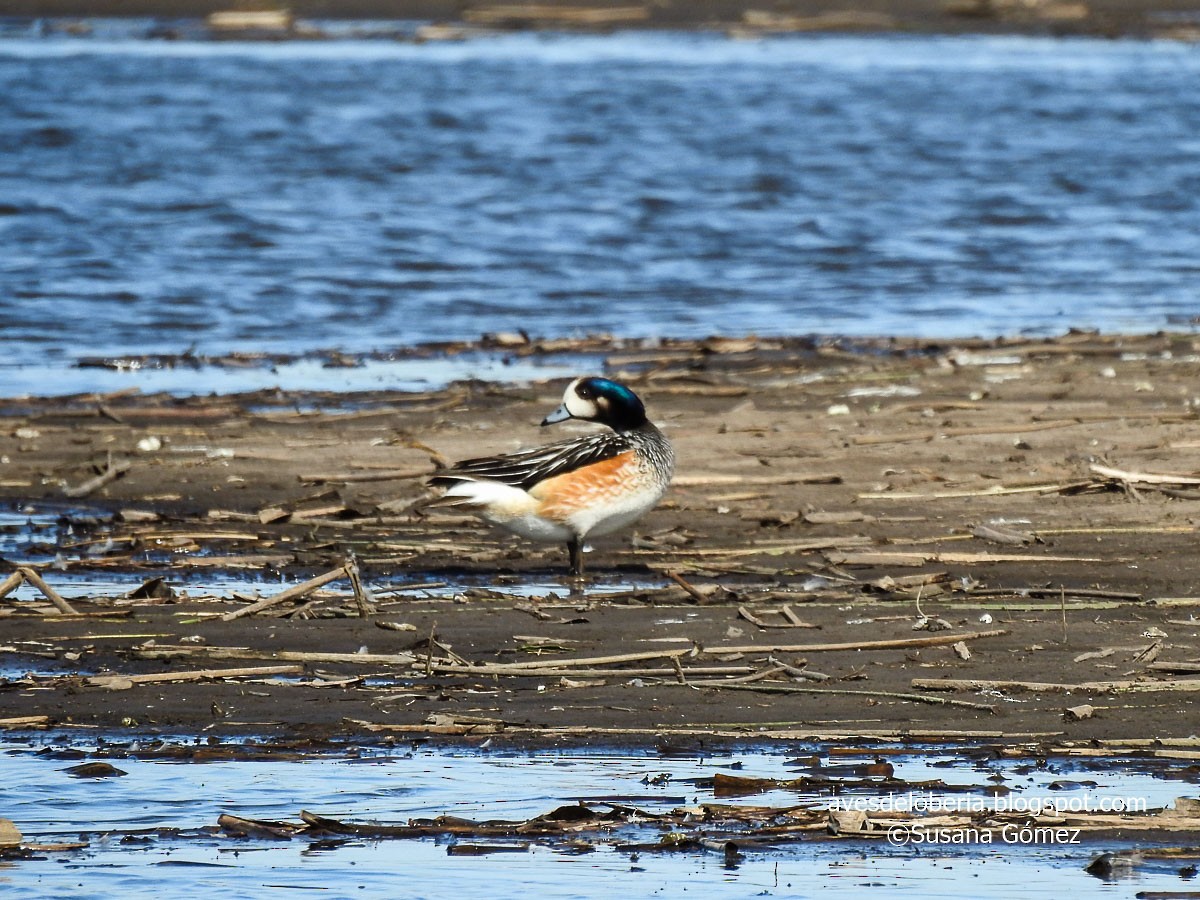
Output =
[
  {"x1": 1, "y1": 743, "x2": 1194, "y2": 899},
  {"x1": 1, "y1": 30, "x2": 1199, "y2": 376}
]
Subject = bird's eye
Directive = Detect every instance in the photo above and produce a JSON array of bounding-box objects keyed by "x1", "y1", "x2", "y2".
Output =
[{"x1": 577, "y1": 385, "x2": 596, "y2": 399}]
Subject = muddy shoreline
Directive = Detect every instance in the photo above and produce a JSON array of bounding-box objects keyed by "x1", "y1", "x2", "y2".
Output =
[
  {"x1": 7, "y1": 0, "x2": 1200, "y2": 40},
  {"x1": 4, "y1": 331, "x2": 1200, "y2": 748}
]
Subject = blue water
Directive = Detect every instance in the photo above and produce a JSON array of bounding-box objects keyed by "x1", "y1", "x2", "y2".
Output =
[
  {"x1": 0, "y1": 743, "x2": 1195, "y2": 899},
  {"x1": 1, "y1": 29, "x2": 1199, "y2": 391}
]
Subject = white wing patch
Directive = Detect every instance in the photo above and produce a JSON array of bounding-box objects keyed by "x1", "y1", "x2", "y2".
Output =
[{"x1": 435, "y1": 476, "x2": 572, "y2": 542}]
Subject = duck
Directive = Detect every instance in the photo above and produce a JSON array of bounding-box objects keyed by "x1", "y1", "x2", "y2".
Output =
[{"x1": 428, "y1": 376, "x2": 674, "y2": 576}]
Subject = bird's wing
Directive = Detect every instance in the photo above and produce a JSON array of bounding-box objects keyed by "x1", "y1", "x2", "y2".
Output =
[{"x1": 430, "y1": 432, "x2": 630, "y2": 492}]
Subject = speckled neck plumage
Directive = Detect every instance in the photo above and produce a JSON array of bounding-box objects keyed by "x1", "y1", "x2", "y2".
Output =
[{"x1": 627, "y1": 422, "x2": 674, "y2": 482}]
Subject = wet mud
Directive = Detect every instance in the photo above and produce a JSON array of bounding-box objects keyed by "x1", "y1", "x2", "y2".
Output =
[{"x1": 3, "y1": 332, "x2": 1200, "y2": 746}]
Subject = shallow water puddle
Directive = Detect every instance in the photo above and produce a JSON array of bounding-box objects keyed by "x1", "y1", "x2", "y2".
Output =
[
  {"x1": 377, "y1": 573, "x2": 666, "y2": 601},
  {"x1": 0, "y1": 744, "x2": 1197, "y2": 898},
  {"x1": 0, "y1": 508, "x2": 77, "y2": 565},
  {"x1": 0, "y1": 560, "x2": 665, "y2": 610},
  {"x1": 0, "y1": 570, "x2": 292, "y2": 606}
]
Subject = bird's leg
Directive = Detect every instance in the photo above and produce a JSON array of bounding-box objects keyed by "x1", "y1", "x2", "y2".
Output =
[{"x1": 567, "y1": 537, "x2": 584, "y2": 579}]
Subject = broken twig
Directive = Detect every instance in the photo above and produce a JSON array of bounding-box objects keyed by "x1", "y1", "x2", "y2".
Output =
[
  {"x1": 88, "y1": 664, "x2": 302, "y2": 689},
  {"x1": 689, "y1": 681, "x2": 996, "y2": 713},
  {"x1": 221, "y1": 566, "x2": 349, "y2": 621},
  {"x1": 706, "y1": 628, "x2": 1008, "y2": 655},
  {"x1": 17, "y1": 567, "x2": 79, "y2": 615},
  {"x1": 63, "y1": 459, "x2": 132, "y2": 498}
]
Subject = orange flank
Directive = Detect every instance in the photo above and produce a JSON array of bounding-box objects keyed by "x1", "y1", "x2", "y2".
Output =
[{"x1": 531, "y1": 451, "x2": 639, "y2": 521}]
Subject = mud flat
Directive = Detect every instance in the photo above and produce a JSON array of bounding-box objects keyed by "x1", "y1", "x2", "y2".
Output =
[
  {"x1": 3, "y1": 330, "x2": 1200, "y2": 746},
  {"x1": 10, "y1": 0, "x2": 1200, "y2": 40}
]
